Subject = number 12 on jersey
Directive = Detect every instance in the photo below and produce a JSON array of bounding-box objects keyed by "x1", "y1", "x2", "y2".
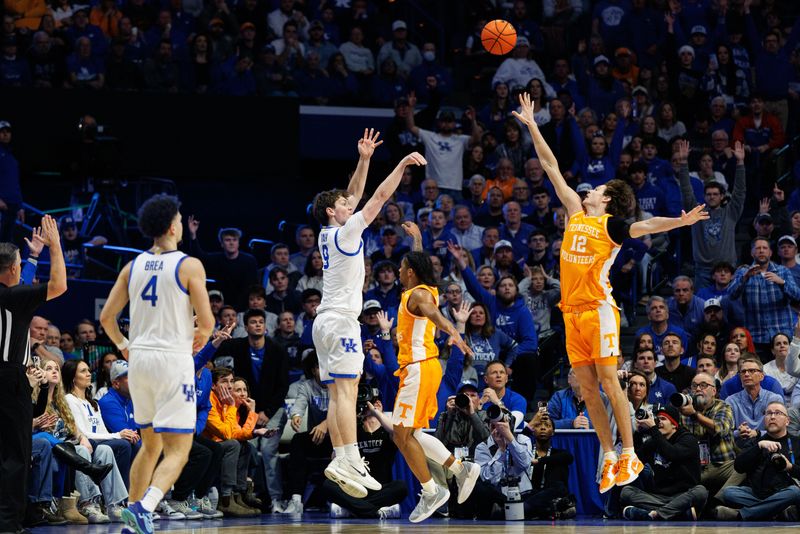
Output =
[
  {"x1": 141, "y1": 275, "x2": 158, "y2": 306},
  {"x1": 569, "y1": 234, "x2": 587, "y2": 253}
]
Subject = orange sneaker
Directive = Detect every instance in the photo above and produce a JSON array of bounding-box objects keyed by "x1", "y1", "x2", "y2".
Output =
[
  {"x1": 615, "y1": 452, "x2": 643, "y2": 486},
  {"x1": 598, "y1": 457, "x2": 619, "y2": 494}
]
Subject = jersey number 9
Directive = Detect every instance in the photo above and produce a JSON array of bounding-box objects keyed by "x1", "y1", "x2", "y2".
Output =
[{"x1": 322, "y1": 244, "x2": 329, "y2": 269}]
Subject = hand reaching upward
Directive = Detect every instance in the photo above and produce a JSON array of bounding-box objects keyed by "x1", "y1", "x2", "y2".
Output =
[
  {"x1": 357, "y1": 128, "x2": 383, "y2": 159},
  {"x1": 511, "y1": 92, "x2": 536, "y2": 128}
]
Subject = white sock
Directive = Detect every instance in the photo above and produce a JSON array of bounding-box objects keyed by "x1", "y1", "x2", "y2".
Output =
[
  {"x1": 421, "y1": 478, "x2": 437, "y2": 495},
  {"x1": 603, "y1": 451, "x2": 618, "y2": 463},
  {"x1": 448, "y1": 459, "x2": 464, "y2": 474},
  {"x1": 291, "y1": 494, "x2": 302, "y2": 502},
  {"x1": 140, "y1": 486, "x2": 164, "y2": 513},
  {"x1": 333, "y1": 446, "x2": 345, "y2": 460},
  {"x1": 413, "y1": 428, "x2": 451, "y2": 465},
  {"x1": 344, "y1": 443, "x2": 361, "y2": 462},
  {"x1": 622, "y1": 447, "x2": 635, "y2": 456}
]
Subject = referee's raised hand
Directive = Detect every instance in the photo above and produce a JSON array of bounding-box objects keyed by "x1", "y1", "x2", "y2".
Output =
[{"x1": 39, "y1": 214, "x2": 61, "y2": 248}]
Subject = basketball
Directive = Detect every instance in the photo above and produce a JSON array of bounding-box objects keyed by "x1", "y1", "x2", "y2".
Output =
[{"x1": 481, "y1": 19, "x2": 517, "y2": 55}]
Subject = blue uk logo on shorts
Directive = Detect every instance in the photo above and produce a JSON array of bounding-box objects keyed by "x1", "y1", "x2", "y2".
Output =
[
  {"x1": 340, "y1": 338, "x2": 358, "y2": 353},
  {"x1": 182, "y1": 384, "x2": 195, "y2": 402}
]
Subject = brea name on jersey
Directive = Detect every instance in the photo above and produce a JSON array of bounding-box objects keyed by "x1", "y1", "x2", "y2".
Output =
[{"x1": 143, "y1": 260, "x2": 166, "y2": 272}]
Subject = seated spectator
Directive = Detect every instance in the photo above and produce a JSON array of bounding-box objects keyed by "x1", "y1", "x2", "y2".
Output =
[
  {"x1": 655, "y1": 333, "x2": 696, "y2": 392},
  {"x1": 548, "y1": 367, "x2": 607, "y2": 430},
  {"x1": 272, "y1": 310, "x2": 302, "y2": 381},
  {"x1": 60, "y1": 330, "x2": 80, "y2": 360},
  {"x1": 364, "y1": 260, "x2": 402, "y2": 318},
  {"x1": 696, "y1": 333, "x2": 719, "y2": 365},
  {"x1": 339, "y1": 26, "x2": 373, "y2": 76},
  {"x1": 481, "y1": 361, "x2": 526, "y2": 430},
  {"x1": 435, "y1": 378, "x2": 490, "y2": 462},
  {"x1": 30, "y1": 315, "x2": 62, "y2": 364},
  {"x1": 678, "y1": 372, "x2": 743, "y2": 503},
  {"x1": 667, "y1": 276, "x2": 705, "y2": 345},
  {"x1": 696, "y1": 354, "x2": 718, "y2": 378},
  {"x1": 296, "y1": 250, "x2": 323, "y2": 293},
  {"x1": 93, "y1": 352, "x2": 118, "y2": 399},
  {"x1": 621, "y1": 405, "x2": 708, "y2": 521},
  {"x1": 474, "y1": 187, "x2": 505, "y2": 228},
  {"x1": 470, "y1": 226, "x2": 499, "y2": 267},
  {"x1": 636, "y1": 296, "x2": 688, "y2": 361},
  {"x1": 283, "y1": 351, "x2": 330, "y2": 514},
  {"x1": 66, "y1": 36, "x2": 104, "y2": 89},
  {"x1": 236, "y1": 286, "x2": 278, "y2": 335},
  {"x1": 525, "y1": 231, "x2": 556, "y2": 273},
  {"x1": 763, "y1": 333, "x2": 797, "y2": 403},
  {"x1": 0, "y1": 36, "x2": 31, "y2": 87},
  {"x1": 295, "y1": 288, "x2": 320, "y2": 347},
  {"x1": 325, "y1": 398, "x2": 407, "y2": 518},
  {"x1": 458, "y1": 298, "x2": 519, "y2": 379},
  {"x1": 89, "y1": 0, "x2": 121, "y2": 38},
  {"x1": 626, "y1": 370, "x2": 651, "y2": 417},
  {"x1": 725, "y1": 356, "x2": 784, "y2": 445},
  {"x1": 97, "y1": 361, "x2": 137, "y2": 442},
  {"x1": 716, "y1": 401, "x2": 800, "y2": 521},
  {"x1": 408, "y1": 42, "x2": 452, "y2": 103},
  {"x1": 264, "y1": 266, "x2": 302, "y2": 316},
  {"x1": 632, "y1": 349, "x2": 677, "y2": 405},
  {"x1": 732, "y1": 94, "x2": 786, "y2": 161},
  {"x1": 203, "y1": 368, "x2": 268, "y2": 516},
  {"x1": 451, "y1": 206, "x2": 484, "y2": 252},
  {"x1": 143, "y1": 39, "x2": 180, "y2": 93},
  {"x1": 63, "y1": 360, "x2": 136, "y2": 488},
  {"x1": 33, "y1": 359, "x2": 122, "y2": 523}
]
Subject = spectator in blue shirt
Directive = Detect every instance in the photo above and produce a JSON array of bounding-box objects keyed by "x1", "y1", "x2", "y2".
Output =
[
  {"x1": 66, "y1": 37, "x2": 105, "y2": 90},
  {"x1": 633, "y1": 349, "x2": 677, "y2": 405},
  {"x1": 499, "y1": 201, "x2": 535, "y2": 260},
  {"x1": 422, "y1": 208, "x2": 455, "y2": 261},
  {"x1": 0, "y1": 37, "x2": 31, "y2": 87},
  {"x1": 408, "y1": 42, "x2": 452, "y2": 103},
  {"x1": 592, "y1": 0, "x2": 631, "y2": 53},
  {"x1": 64, "y1": 8, "x2": 107, "y2": 58},
  {"x1": 481, "y1": 360, "x2": 526, "y2": 431},
  {"x1": 728, "y1": 237, "x2": 800, "y2": 360},
  {"x1": 455, "y1": 302, "x2": 518, "y2": 384},
  {"x1": 364, "y1": 260, "x2": 402, "y2": 321},
  {"x1": 574, "y1": 54, "x2": 627, "y2": 117},
  {"x1": 725, "y1": 356, "x2": 783, "y2": 445},
  {"x1": 97, "y1": 361, "x2": 137, "y2": 437},
  {"x1": 636, "y1": 296, "x2": 689, "y2": 361},
  {"x1": 668, "y1": 275, "x2": 705, "y2": 347},
  {"x1": 548, "y1": 368, "x2": 608, "y2": 429},
  {"x1": 627, "y1": 160, "x2": 667, "y2": 216}
]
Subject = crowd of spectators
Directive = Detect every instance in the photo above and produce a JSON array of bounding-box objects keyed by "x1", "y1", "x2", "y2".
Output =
[{"x1": 6, "y1": 0, "x2": 800, "y2": 525}]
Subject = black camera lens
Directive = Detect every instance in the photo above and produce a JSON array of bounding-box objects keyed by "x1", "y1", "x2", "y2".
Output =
[
  {"x1": 486, "y1": 404, "x2": 503, "y2": 422},
  {"x1": 455, "y1": 393, "x2": 470, "y2": 409},
  {"x1": 635, "y1": 408, "x2": 649, "y2": 420},
  {"x1": 771, "y1": 452, "x2": 787, "y2": 470}
]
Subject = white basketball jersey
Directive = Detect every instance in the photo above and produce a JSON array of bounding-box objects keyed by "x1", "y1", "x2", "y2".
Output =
[
  {"x1": 317, "y1": 211, "x2": 368, "y2": 317},
  {"x1": 128, "y1": 250, "x2": 194, "y2": 354}
]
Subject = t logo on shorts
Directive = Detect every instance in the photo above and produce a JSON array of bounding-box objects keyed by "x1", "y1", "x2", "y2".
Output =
[
  {"x1": 182, "y1": 384, "x2": 196, "y2": 402},
  {"x1": 340, "y1": 337, "x2": 358, "y2": 353},
  {"x1": 398, "y1": 402, "x2": 413, "y2": 419}
]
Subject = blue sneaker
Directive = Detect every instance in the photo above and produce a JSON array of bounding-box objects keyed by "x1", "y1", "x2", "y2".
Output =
[{"x1": 121, "y1": 502, "x2": 154, "y2": 534}]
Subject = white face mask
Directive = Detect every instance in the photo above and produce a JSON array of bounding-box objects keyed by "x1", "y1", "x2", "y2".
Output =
[{"x1": 423, "y1": 51, "x2": 435, "y2": 62}]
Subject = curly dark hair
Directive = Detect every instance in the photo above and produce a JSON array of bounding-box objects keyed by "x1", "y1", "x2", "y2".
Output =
[
  {"x1": 403, "y1": 251, "x2": 437, "y2": 286},
  {"x1": 312, "y1": 189, "x2": 349, "y2": 225},
  {"x1": 602, "y1": 179, "x2": 635, "y2": 218},
  {"x1": 137, "y1": 194, "x2": 181, "y2": 239}
]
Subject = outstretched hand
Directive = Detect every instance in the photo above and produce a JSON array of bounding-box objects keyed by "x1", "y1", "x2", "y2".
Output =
[
  {"x1": 24, "y1": 227, "x2": 46, "y2": 256},
  {"x1": 451, "y1": 301, "x2": 472, "y2": 324},
  {"x1": 401, "y1": 221, "x2": 422, "y2": 240},
  {"x1": 733, "y1": 140, "x2": 745, "y2": 163},
  {"x1": 357, "y1": 128, "x2": 383, "y2": 159},
  {"x1": 446, "y1": 241, "x2": 468, "y2": 270},
  {"x1": 680, "y1": 204, "x2": 710, "y2": 226},
  {"x1": 511, "y1": 92, "x2": 536, "y2": 128},
  {"x1": 39, "y1": 215, "x2": 61, "y2": 248},
  {"x1": 448, "y1": 330, "x2": 473, "y2": 356},
  {"x1": 401, "y1": 152, "x2": 427, "y2": 167}
]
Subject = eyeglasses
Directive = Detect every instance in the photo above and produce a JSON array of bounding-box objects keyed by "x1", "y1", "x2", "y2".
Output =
[
  {"x1": 765, "y1": 410, "x2": 788, "y2": 418},
  {"x1": 690, "y1": 382, "x2": 714, "y2": 390},
  {"x1": 446, "y1": 288, "x2": 462, "y2": 294},
  {"x1": 739, "y1": 368, "x2": 761, "y2": 375}
]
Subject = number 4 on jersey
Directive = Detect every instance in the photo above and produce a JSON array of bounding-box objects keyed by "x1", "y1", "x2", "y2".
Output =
[{"x1": 141, "y1": 275, "x2": 158, "y2": 307}]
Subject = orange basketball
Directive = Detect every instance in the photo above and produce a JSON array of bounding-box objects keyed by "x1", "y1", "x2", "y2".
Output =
[{"x1": 481, "y1": 19, "x2": 517, "y2": 55}]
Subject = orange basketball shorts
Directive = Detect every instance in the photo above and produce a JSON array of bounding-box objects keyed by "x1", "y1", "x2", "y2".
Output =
[
  {"x1": 563, "y1": 300, "x2": 620, "y2": 368},
  {"x1": 391, "y1": 357, "x2": 442, "y2": 428}
]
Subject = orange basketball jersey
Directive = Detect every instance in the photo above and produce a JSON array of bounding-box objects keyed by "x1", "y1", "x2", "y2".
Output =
[
  {"x1": 559, "y1": 212, "x2": 621, "y2": 312},
  {"x1": 396, "y1": 284, "x2": 439, "y2": 367}
]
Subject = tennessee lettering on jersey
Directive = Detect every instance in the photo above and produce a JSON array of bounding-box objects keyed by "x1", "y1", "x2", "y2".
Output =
[{"x1": 559, "y1": 212, "x2": 620, "y2": 312}]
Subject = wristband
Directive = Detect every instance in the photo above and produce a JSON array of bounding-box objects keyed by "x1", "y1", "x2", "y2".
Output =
[
  {"x1": 116, "y1": 337, "x2": 130, "y2": 351},
  {"x1": 378, "y1": 332, "x2": 391, "y2": 340}
]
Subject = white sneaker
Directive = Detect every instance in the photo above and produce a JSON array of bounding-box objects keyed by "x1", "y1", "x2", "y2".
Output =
[
  {"x1": 207, "y1": 487, "x2": 219, "y2": 511},
  {"x1": 106, "y1": 503, "x2": 124, "y2": 523},
  {"x1": 338, "y1": 457, "x2": 382, "y2": 491},
  {"x1": 167, "y1": 499, "x2": 203, "y2": 520},
  {"x1": 156, "y1": 500, "x2": 186, "y2": 520},
  {"x1": 281, "y1": 497, "x2": 303, "y2": 515},
  {"x1": 453, "y1": 461, "x2": 480, "y2": 504},
  {"x1": 408, "y1": 486, "x2": 450, "y2": 523},
  {"x1": 378, "y1": 504, "x2": 401, "y2": 519},
  {"x1": 151, "y1": 512, "x2": 161, "y2": 521},
  {"x1": 329, "y1": 503, "x2": 351, "y2": 518},
  {"x1": 270, "y1": 500, "x2": 285, "y2": 514},
  {"x1": 187, "y1": 496, "x2": 223, "y2": 519},
  {"x1": 80, "y1": 502, "x2": 110, "y2": 524},
  {"x1": 324, "y1": 457, "x2": 367, "y2": 498}
]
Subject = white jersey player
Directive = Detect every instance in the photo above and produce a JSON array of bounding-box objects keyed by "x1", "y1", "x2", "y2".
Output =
[
  {"x1": 100, "y1": 194, "x2": 214, "y2": 534},
  {"x1": 311, "y1": 128, "x2": 426, "y2": 498}
]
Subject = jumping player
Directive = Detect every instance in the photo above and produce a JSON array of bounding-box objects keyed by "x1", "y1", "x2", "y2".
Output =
[
  {"x1": 100, "y1": 194, "x2": 214, "y2": 534},
  {"x1": 388, "y1": 221, "x2": 480, "y2": 523},
  {"x1": 512, "y1": 93, "x2": 708, "y2": 493},
  {"x1": 312, "y1": 128, "x2": 427, "y2": 498}
]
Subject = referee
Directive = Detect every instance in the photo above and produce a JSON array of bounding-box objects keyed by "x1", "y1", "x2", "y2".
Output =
[{"x1": 0, "y1": 215, "x2": 66, "y2": 534}]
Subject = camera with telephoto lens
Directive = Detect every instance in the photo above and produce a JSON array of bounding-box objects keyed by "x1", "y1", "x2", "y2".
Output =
[
  {"x1": 670, "y1": 392, "x2": 701, "y2": 409},
  {"x1": 487, "y1": 404, "x2": 514, "y2": 425},
  {"x1": 635, "y1": 408, "x2": 652, "y2": 420},
  {"x1": 455, "y1": 393, "x2": 471, "y2": 410},
  {"x1": 356, "y1": 383, "x2": 380, "y2": 418},
  {"x1": 501, "y1": 476, "x2": 524, "y2": 520},
  {"x1": 770, "y1": 452, "x2": 787, "y2": 470}
]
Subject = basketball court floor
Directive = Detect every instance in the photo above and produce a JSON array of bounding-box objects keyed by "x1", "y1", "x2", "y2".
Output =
[{"x1": 30, "y1": 514, "x2": 796, "y2": 534}]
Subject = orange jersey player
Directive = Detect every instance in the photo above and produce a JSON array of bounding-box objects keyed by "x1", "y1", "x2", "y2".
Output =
[{"x1": 513, "y1": 93, "x2": 709, "y2": 495}]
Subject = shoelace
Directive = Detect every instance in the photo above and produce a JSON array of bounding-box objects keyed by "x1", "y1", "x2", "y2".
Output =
[
  {"x1": 618, "y1": 455, "x2": 636, "y2": 473},
  {"x1": 601, "y1": 459, "x2": 616, "y2": 478}
]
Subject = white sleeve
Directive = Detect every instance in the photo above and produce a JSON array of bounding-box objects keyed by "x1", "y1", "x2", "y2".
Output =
[
  {"x1": 67, "y1": 394, "x2": 122, "y2": 441},
  {"x1": 336, "y1": 211, "x2": 368, "y2": 251}
]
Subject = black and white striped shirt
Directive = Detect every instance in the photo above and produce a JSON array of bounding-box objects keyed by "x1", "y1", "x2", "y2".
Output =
[{"x1": 0, "y1": 282, "x2": 47, "y2": 366}]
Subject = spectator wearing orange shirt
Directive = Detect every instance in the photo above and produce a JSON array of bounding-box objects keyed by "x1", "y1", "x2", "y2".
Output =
[
  {"x1": 89, "y1": 0, "x2": 121, "y2": 38},
  {"x1": 612, "y1": 47, "x2": 639, "y2": 87},
  {"x1": 3, "y1": 0, "x2": 47, "y2": 30},
  {"x1": 481, "y1": 157, "x2": 517, "y2": 201}
]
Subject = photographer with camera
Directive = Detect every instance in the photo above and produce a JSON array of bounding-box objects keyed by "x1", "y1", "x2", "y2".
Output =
[
  {"x1": 482, "y1": 360, "x2": 526, "y2": 431},
  {"x1": 715, "y1": 401, "x2": 800, "y2": 521},
  {"x1": 678, "y1": 372, "x2": 742, "y2": 504},
  {"x1": 620, "y1": 405, "x2": 708, "y2": 521},
  {"x1": 435, "y1": 379, "x2": 490, "y2": 460}
]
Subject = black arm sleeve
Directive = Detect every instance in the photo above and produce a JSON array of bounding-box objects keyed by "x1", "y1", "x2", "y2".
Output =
[{"x1": 607, "y1": 217, "x2": 631, "y2": 246}]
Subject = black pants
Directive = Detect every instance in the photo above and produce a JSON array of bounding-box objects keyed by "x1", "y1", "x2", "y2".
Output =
[
  {"x1": 192, "y1": 435, "x2": 224, "y2": 499},
  {"x1": 288, "y1": 432, "x2": 332, "y2": 496},
  {"x1": 0, "y1": 365, "x2": 33, "y2": 531},
  {"x1": 323, "y1": 480, "x2": 407, "y2": 517},
  {"x1": 172, "y1": 440, "x2": 213, "y2": 501}
]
